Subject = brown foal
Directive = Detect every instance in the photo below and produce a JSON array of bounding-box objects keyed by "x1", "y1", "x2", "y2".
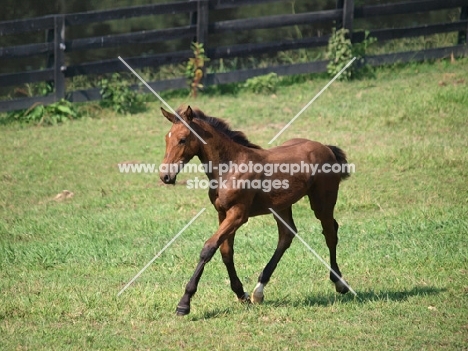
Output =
[{"x1": 159, "y1": 105, "x2": 351, "y2": 316}]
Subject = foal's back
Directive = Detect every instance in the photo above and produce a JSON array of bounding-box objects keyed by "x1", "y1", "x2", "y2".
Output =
[
  {"x1": 245, "y1": 138, "x2": 341, "y2": 216},
  {"x1": 267, "y1": 138, "x2": 337, "y2": 165}
]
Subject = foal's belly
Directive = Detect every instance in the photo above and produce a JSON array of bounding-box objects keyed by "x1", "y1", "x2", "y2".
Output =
[{"x1": 248, "y1": 185, "x2": 310, "y2": 217}]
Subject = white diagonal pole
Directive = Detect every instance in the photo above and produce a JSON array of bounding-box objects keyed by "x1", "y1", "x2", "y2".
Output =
[
  {"x1": 117, "y1": 208, "x2": 206, "y2": 296},
  {"x1": 118, "y1": 56, "x2": 207, "y2": 144},
  {"x1": 269, "y1": 208, "x2": 357, "y2": 296},
  {"x1": 268, "y1": 57, "x2": 357, "y2": 144}
]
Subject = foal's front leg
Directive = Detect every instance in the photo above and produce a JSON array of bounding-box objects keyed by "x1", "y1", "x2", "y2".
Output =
[
  {"x1": 219, "y1": 236, "x2": 250, "y2": 302},
  {"x1": 217, "y1": 212, "x2": 249, "y2": 302},
  {"x1": 176, "y1": 206, "x2": 248, "y2": 316}
]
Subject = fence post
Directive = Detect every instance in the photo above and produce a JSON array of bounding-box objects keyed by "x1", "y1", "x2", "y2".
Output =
[
  {"x1": 189, "y1": 0, "x2": 197, "y2": 43},
  {"x1": 458, "y1": 6, "x2": 468, "y2": 44},
  {"x1": 189, "y1": 0, "x2": 209, "y2": 45},
  {"x1": 342, "y1": 0, "x2": 354, "y2": 41},
  {"x1": 45, "y1": 28, "x2": 54, "y2": 70},
  {"x1": 196, "y1": 0, "x2": 209, "y2": 47},
  {"x1": 190, "y1": 0, "x2": 209, "y2": 93},
  {"x1": 335, "y1": 0, "x2": 344, "y2": 29},
  {"x1": 54, "y1": 15, "x2": 65, "y2": 102}
]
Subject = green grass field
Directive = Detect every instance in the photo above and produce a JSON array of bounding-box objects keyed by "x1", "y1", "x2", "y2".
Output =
[{"x1": 1, "y1": 59, "x2": 467, "y2": 350}]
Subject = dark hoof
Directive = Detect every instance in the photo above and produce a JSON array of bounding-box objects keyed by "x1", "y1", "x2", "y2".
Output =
[
  {"x1": 337, "y1": 286, "x2": 349, "y2": 294},
  {"x1": 238, "y1": 292, "x2": 251, "y2": 303},
  {"x1": 335, "y1": 280, "x2": 350, "y2": 294},
  {"x1": 176, "y1": 305, "x2": 190, "y2": 316}
]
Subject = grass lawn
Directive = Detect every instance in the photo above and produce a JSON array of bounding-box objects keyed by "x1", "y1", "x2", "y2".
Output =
[{"x1": 1, "y1": 58, "x2": 467, "y2": 350}]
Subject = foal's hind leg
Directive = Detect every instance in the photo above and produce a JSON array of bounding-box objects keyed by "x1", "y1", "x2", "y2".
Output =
[
  {"x1": 309, "y1": 188, "x2": 349, "y2": 294},
  {"x1": 252, "y1": 207, "x2": 295, "y2": 303},
  {"x1": 319, "y1": 217, "x2": 349, "y2": 294}
]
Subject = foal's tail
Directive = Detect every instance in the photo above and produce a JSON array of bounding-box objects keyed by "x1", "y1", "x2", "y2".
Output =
[{"x1": 327, "y1": 145, "x2": 351, "y2": 181}]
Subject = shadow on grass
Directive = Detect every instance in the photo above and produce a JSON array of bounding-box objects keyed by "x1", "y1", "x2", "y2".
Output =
[
  {"x1": 189, "y1": 307, "x2": 235, "y2": 321},
  {"x1": 185, "y1": 286, "x2": 445, "y2": 320},
  {"x1": 265, "y1": 285, "x2": 446, "y2": 308}
]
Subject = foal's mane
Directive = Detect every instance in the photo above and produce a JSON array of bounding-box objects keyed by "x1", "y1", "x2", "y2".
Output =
[{"x1": 181, "y1": 106, "x2": 262, "y2": 149}]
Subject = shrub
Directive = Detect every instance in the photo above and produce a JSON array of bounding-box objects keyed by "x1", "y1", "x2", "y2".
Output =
[
  {"x1": 243, "y1": 73, "x2": 280, "y2": 94},
  {"x1": 6, "y1": 99, "x2": 79, "y2": 126},
  {"x1": 185, "y1": 42, "x2": 209, "y2": 98},
  {"x1": 326, "y1": 28, "x2": 376, "y2": 81},
  {"x1": 99, "y1": 73, "x2": 146, "y2": 114}
]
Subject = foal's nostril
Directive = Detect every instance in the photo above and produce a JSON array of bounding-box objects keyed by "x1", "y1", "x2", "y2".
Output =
[{"x1": 163, "y1": 174, "x2": 171, "y2": 183}]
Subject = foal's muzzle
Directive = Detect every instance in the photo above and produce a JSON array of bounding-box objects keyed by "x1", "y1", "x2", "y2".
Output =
[
  {"x1": 160, "y1": 173, "x2": 177, "y2": 184},
  {"x1": 160, "y1": 162, "x2": 183, "y2": 184}
]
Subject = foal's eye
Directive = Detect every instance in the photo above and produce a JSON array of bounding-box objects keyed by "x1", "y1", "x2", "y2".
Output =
[{"x1": 179, "y1": 138, "x2": 186, "y2": 145}]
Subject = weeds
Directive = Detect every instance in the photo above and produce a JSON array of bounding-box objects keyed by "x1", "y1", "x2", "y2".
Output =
[
  {"x1": 185, "y1": 42, "x2": 209, "y2": 98},
  {"x1": 6, "y1": 99, "x2": 79, "y2": 125},
  {"x1": 243, "y1": 73, "x2": 280, "y2": 94},
  {"x1": 326, "y1": 28, "x2": 376, "y2": 81},
  {"x1": 99, "y1": 73, "x2": 146, "y2": 114},
  {"x1": 11, "y1": 81, "x2": 54, "y2": 99}
]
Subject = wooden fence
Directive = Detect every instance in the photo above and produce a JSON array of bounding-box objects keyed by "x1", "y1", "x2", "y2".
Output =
[{"x1": 0, "y1": 0, "x2": 467, "y2": 112}]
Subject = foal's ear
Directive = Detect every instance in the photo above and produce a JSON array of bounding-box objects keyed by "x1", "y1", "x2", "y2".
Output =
[
  {"x1": 183, "y1": 105, "x2": 194, "y2": 122},
  {"x1": 160, "y1": 107, "x2": 177, "y2": 123}
]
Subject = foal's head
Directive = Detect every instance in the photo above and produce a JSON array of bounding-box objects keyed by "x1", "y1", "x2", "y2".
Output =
[{"x1": 160, "y1": 105, "x2": 200, "y2": 184}]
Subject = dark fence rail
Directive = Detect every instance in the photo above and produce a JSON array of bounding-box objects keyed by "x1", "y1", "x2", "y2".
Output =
[
  {"x1": 0, "y1": 0, "x2": 467, "y2": 112},
  {"x1": 209, "y1": 9, "x2": 342, "y2": 33},
  {"x1": 354, "y1": 0, "x2": 467, "y2": 18}
]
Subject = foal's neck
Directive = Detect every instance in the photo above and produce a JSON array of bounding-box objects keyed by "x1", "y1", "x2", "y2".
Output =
[{"x1": 194, "y1": 121, "x2": 259, "y2": 179}]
